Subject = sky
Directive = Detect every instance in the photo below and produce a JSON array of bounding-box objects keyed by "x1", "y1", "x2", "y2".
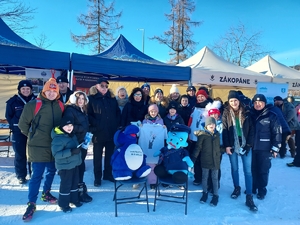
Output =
[
  {"x1": 0, "y1": 146, "x2": 299, "y2": 224},
  {"x1": 9, "y1": 0, "x2": 300, "y2": 67}
]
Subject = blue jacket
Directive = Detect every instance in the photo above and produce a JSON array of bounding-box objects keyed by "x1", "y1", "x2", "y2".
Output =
[
  {"x1": 268, "y1": 104, "x2": 291, "y2": 134},
  {"x1": 251, "y1": 106, "x2": 282, "y2": 152}
]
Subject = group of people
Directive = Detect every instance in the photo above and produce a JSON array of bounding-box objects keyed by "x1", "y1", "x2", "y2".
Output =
[{"x1": 5, "y1": 76, "x2": 300, "y2": 220}]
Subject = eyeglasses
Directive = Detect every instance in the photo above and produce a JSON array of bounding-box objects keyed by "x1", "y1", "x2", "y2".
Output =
[
  {"x1": 100, "y1": 84, "x2": 108, "y2": 88},
  {"x1": 134, "y1": 94, "x2": 142, "y2": 97}
]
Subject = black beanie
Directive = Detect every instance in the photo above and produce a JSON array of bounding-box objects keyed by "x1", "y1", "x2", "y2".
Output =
[
  {"x1": 228, "y1": 90, "x2": 240, "y2": 101},
  {"x1": 18, "y1": 80, "x2": 33, "y2": 91},
  {"x1": 168, "y1": 101, "x2": 178, "y2": 111},
  {"x1": 60, "y1": 116, "x2": 74, "y2": 127},
  {"x1": 252, "y1": 94, "x2": 267, "y2": 104}
]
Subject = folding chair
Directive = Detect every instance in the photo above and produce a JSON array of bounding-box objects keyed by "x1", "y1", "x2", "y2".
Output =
[
  {"x1": 0, "y1": 129, "x2": 12, "y2": 157},
  {"x1": 153, "y1": 177, "x2": 188, "y2": 215},
  {"x1": 113, "y1": 177, "x2": 149, "y2": 217}
]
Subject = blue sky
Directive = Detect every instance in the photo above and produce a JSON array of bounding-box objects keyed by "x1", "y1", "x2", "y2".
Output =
[{"x1": 21, "y1": 0, "x2": 300, "y2": 67}]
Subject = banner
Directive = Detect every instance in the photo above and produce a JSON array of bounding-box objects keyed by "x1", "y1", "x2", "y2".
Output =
[{"x1": 256, "y1": 82, "x2": 288, "y2": 104}]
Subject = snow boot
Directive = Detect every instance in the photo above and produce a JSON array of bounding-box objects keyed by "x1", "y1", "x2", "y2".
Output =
[
  {"x1": 200, "y1": 192, "x2": 208, "y2": 203},
  {"x1": 60, "y1": 206, "x2": 72, "y2": 213},
  {"x1": 231, "y1": 186, "x2": 241, "y2": 199},
  {"x1": 79, "y1": 183, "x2": 93, "y2": 203},
  {"x1": 246, "y1": 194, "x2": 258, "y2": 211},
  {"x1": 210, "y1": 195, "x2": 219, "y2": 206},
  {"x1": 22, "y1": 202, "x2": 36, "y2": 221},
  {"x1": 41, "y1": 190, "x2": 57, "y2": 204}
]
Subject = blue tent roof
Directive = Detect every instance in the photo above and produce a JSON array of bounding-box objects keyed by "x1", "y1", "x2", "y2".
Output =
[
  {"x1": 96, "y1": 34, "x2": 165, "y2": 65},
  {"x1": 0, "y1": 17, "x2": 70, "y2": 74}
]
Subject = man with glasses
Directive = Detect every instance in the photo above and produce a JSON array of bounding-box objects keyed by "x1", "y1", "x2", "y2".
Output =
[{"x1": 87, "y1": 78, "x2": 121, "y2": 187}]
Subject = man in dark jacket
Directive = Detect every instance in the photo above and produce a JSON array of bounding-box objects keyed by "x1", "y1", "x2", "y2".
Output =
[
  {"x1": 186, "y1": 86, "x2": 196, "y2": 108},
  {"x1": 56, "y1": 75, "x2": 74, "y2": 104},
  {"x1": 87, "y1": 78, "x2": 121, "y2": 187},
  {"x1": 251, "y1": 94, "x2": 281, "y2": 200}
]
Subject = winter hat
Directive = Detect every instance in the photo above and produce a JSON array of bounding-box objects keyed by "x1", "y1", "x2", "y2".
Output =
[
  {"x1": 60, "y1": 116, "x2": 74, "y2": 127},
  {"x1": 18, "y1": 80, "x2": 32, "y2": 91},
  {"x1": 252, "y1": 94, "x2": 267, "y2": 104},
  {"x1": 208, "y1": 108, "x2": 221, "y2": 116},
  {"x1": 42, "y1": 77, "x2": 59, "y2": 94},
  {"x1": 141, "y1": 83, "x2": 150, "y2": 90},
  {"x1": 273, "y1": 96, "x2": 283, "y2": 102},
  {"x1": 227, "y1": 90, "x2": 240, "y2": 101},
  {"x1": 116, "y1": 86, "x2": 127, "y2": 96},
  {"x1": 198, "y1": 86, "x2": 209, "y2": 95},
  {"x1": 154, "y1": 88, "x2": 163, "y2": 96},
  {"x1": 205, "y1": 117, "x2": 216, "y2": 127},
  {"x1": 186, "y1": 86, "x2": 196, "y2": 92},
  {"x1": 167, "y1": 101, "x2": 178, "y2": 111},
  {"x1": 56, "y1": 75, "x2": 69, "y2": 84},
  {"x1": 196, "y1": 89, "x2": 208, "y2": 98},
  {"x1": 170, "y1": 124, "x2": 191, "y2": 134},
  {"x1": 170, "y1": 84, "x2": 180, "y2": 94},
  {"x1": 148, "y1": 104, "x2": 159, "y2": 112},
  {"x1": 97, "y1": 77, "x2": 109, "y2": 84}
]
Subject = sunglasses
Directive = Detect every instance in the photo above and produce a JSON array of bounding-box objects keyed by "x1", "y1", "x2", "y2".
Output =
[
  {"x1": 134, "y1": 94, "x2": 142, "y2": 97},
  {"x1": 100, "y1": 84, "x2": 108, "y2": 88}
]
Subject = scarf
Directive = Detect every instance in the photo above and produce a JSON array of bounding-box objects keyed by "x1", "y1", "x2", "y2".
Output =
[
  {"x1": 116, "y1": 97, "x2": 128, "y2": 108},
  {"x1": 167, "y1": 114, "x2": 178, "y2": 120},
  {"x1": 229, "y1": 108, "x2": 246, "y2": 154}
]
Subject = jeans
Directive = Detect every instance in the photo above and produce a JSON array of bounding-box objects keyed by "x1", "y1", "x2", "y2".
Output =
[
  {"x1": 28, "y1": 162, "x2": 56, "y2": 203},
  {"x1": 228, "y1": 150, "x2": 253, "y2": 195}
]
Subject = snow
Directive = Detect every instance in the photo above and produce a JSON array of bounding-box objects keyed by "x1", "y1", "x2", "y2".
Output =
[{"x1": 0, "y1": 147, "x2": 299, "y2": 225}]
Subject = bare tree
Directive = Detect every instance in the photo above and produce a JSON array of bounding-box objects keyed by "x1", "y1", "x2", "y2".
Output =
[
  {"x1": 150, "y1": 0, "x2": 202, "y2": 64},
  {"x1": 71, "y1": 0, "x2": 123, "y2": 54},
  {"x1": 0, "y1": 0, "x2": 36, "y2": 33},
  {"x1": 33, "y1": 33, "x2": 53, "y2": 49},
  {"x1": 211, "y1": 22, "x2": 273, "y2": 67}
]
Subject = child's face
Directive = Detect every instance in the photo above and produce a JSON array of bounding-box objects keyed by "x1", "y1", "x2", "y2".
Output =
[
  {"x1": 169, "y1": 108, "x2": 176, "y2": 116},
  {"x1": 210, "y1": 113, "x2": 219, "y2": 121},
  {"x1": 63, "y1": 124, "x2": 74, "y2": 133},
  {"x1": 206, "y1": 123, "x2": 216, "y2": 133},
  {"x1": 181, "y1": 97, "x2": 188, "y2": 106},
  {"x1": 149, "y1": 110, "x2": 158, "y2": 117}
]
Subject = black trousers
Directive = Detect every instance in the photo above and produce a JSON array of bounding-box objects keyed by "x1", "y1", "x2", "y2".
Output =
[
  {"x1": 93, "y1": 140, "x2": 115, "y2": 181},
  {"x1": 252, "y1": 150, "x2": 272, "y2": 196},
  {"x1": 12, "y1": 132, "x2": 29, "y2": 179},
  {"x1": 154, "y1": 164, "x2": 188, "y2": 184},
  {"x1": 293, "y1": 130, "x2": 300, "y2": 166},
  {"x1": 188, "y1": 140, "x2": 202, "y2": 182},
  {"x1": 58, "y1": 166, "x2": 79, "y2": 208},
  {"x1": 78, "y1": 148, "x2": 88, "y2": 183}
]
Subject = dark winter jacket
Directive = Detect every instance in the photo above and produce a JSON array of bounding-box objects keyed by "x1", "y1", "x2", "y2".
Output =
[
  {"x1": 121, "y1": 99, "x2": 148, "y2": 127},
  {"x1": 5, "y1": 93, "x2": 36, "y2": 134},
  {"x1": 87, "y1": 89, "x2": 121, "y2": 142},
  {"x1": 51, "y1": 127, "x2": 81, "y2": 170},
  {"x1": 268, "y1": 104, "x2": 291, "y2": 134},
  {"x1": 222, "y1": 105, "x2": 254, "y2": 148},
  {"x1": 163, "y1": 114, "x2": 185, "y2": 132},
  {"x1": 58, "y1": 88, "x2": 74, "y2": 104},
  {"x1": 187, "y1": 95, "x2": 197, "y2": 108},
  {"x1": 18, "y1": 93, "x2": 63, "y2": 162},
  {"x1": 149, "y1": 96, "x2": 169, "y2": 118},
  {"x1": 177, "y1": 104, "x2": 193, "y2": 126},
  {"x1": 192, "y1": 129, "x2": 222, "y2": 170},
  {"x1": 250, "y1": 106, "x2": 282, "y2": 152},
  {"x1": 158, "y1": 147, "x2": 190, "y2": 171},
  {"x1": 279, "y1": 100, "x2": 300, "y2": 130},
  {"x1": 63, "y1": 104, "x2": 89, "y2": 143}
]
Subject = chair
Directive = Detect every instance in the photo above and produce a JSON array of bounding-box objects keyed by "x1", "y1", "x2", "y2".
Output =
[
  {"x1": 113, "y1": 177, "x2": 149, "y2": 217},
  {"x1": 0, "y1": 129, "x2": 12, "y2": 157},
  {"x1": 153, "y1": 177, "x2": 188, "y2": 215}
]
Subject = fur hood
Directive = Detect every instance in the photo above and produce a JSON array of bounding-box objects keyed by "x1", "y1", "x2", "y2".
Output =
[{"x1": 149, "y1": 95, "x2": 169, "y2": 108}]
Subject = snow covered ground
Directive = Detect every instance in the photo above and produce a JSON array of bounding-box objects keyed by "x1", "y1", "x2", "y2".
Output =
[{"x1": 0, "y1": 147, "x2": 299, "y2": 225}]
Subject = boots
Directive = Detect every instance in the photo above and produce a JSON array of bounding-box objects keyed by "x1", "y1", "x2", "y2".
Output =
[
  {"x1": 231, "y1": 186, "x2": 241, "y2": 199},
  {"x1": 288, "y1": 137, "x2": 296, "y2": 158},
  {"x1": 200, "y1": 192, "x2": 208, "y2": 203},
  {"x1": 210, "y1": 195, "x2": 219, "y2": 206},
  {"x1": 79, "y1": 183, "x2": 93, "y2": 203},
  {"x1": 246, "y1": 194, "x2": 258, "y2": 211}
]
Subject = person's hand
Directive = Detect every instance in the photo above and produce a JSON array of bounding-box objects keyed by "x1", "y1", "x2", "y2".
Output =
[
  {"x1": 271, "y1": 150, "x2": 277, "y2": 158},
  {"x1": 243, "y1": 145, "x2": 251, "y2": 156},
  {"x1": 226, "y1": 147, "x2": 232, "y2": 155},
  {"x1": 71, "y1": 148, "x2": 81, "y2": 155}
]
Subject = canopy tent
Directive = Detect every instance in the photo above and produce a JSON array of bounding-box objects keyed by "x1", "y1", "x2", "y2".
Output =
[
  {"x1": 246, "y1": 55, "x2": 300, "y2": 90},
  {"x1": 178, "y1": 46, "x2": 271, "y2": 88},
  {"x1": 71, "y1": 34, "x2": 191, "y2": 83},
  {"x1": 0, "y1": 17, "x2": 70, "y2": 74}
]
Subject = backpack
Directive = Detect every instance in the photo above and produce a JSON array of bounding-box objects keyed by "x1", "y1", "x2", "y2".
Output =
[{"x1": 34, "y1": 97, "x2": 64, "y2": 116}]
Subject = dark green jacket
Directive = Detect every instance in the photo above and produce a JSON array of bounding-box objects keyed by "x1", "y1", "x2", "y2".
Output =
[
  {"x1": 51, "y1": 127, "x2": 81, "y2": 170},
  {"x1": 18, "y1": 93, "x2": 63, "y2": 162},
  {"x1": 192, "y1": 129, "x2": 222, "y2": 170}
]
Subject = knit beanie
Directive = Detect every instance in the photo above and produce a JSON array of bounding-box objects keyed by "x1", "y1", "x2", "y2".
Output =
[
  {"x1": 273, "y1": 96, "x2": 283, "y2": 102},
  {"x1": 18, "y1": 80, "x2": 33, "y2": 91},
  {"x1": 208, "y1": 108, "x2": 221, "y2": 116},
  {"x1": 148, "y1": 104, "x2": 159, "y2": 112},
  {"x1": 141, "y1": 83, "x2": 150, "y2": 90},
  {"x1": 253, "y1": 94, "x2": 267, "y2": 104},
  {"x1": 60, "y1": 116, "x2": 74, "y2": 127},
  {"x1": 42, "y1": 77, "x2": 59, "y2": 94},
  {"x1": 154, "y1": 88, "x2": 164, "y2": 96},
  {"x1": 170, "y1": 84, "x2": 180, "y2": 94},
  {"x1": 196, "y1": 89, "x2": 208, "y2": 98},
  {"x1": 205, "y1": 117, "x2": 216, "y2": 127},
  {"x1": 227, "y1": 90, "x2": 240, "y2": 101},
  {"x1": 56, "y1": 75, "x2": 69, "y2": 84},
  {"x1": 186, "y1": 86, "x2": 196, "y2": 92},
  {"x1": 167, "y1": 101, "x2": 178, "y2": 111}
]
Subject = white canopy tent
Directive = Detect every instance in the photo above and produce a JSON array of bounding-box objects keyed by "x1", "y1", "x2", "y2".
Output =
[
  {"x1": 178, "y1": 46, "x2": 271, "y2": 88},
  {"x1": 246, "y1": 55, "x2": 300, "y2": 90}
]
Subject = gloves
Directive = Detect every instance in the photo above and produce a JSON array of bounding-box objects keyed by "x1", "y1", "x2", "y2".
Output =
[
  {"x1": 239, "y1": 145, "x2": 251, "y2": 156},
  {"x1": 71, "y1": 148, "x2": 81, "y2": 155}
]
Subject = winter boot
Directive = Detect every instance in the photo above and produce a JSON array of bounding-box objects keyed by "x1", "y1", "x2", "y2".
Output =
[
  {"x1": 22, "y1": 202, "x2": 36, "y2": 221},
  {"x1": 246, "y1": 194, "x2": 258, "y2": 211},
  {"x1": 210, "y1": 195, "x2": 219, "y2": 206},
  {"x1": 79, "y1": 183, "x2": 93, "y2": 203},
  {"x1": 71, "y1": 201, "x2": 83, "y2": 207},
  {"x1": 41, "y1": 190, "x2": 57, "y2": 204},
  {"x1": 231, "y1": 186, "x2": 241, "y2": 199},
  {"x1": 200, "y1": 192, "x2": 208, "y2": 203},
  {"x1": 60, "y1": 206, "x2": 72, "y2": 213}
]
